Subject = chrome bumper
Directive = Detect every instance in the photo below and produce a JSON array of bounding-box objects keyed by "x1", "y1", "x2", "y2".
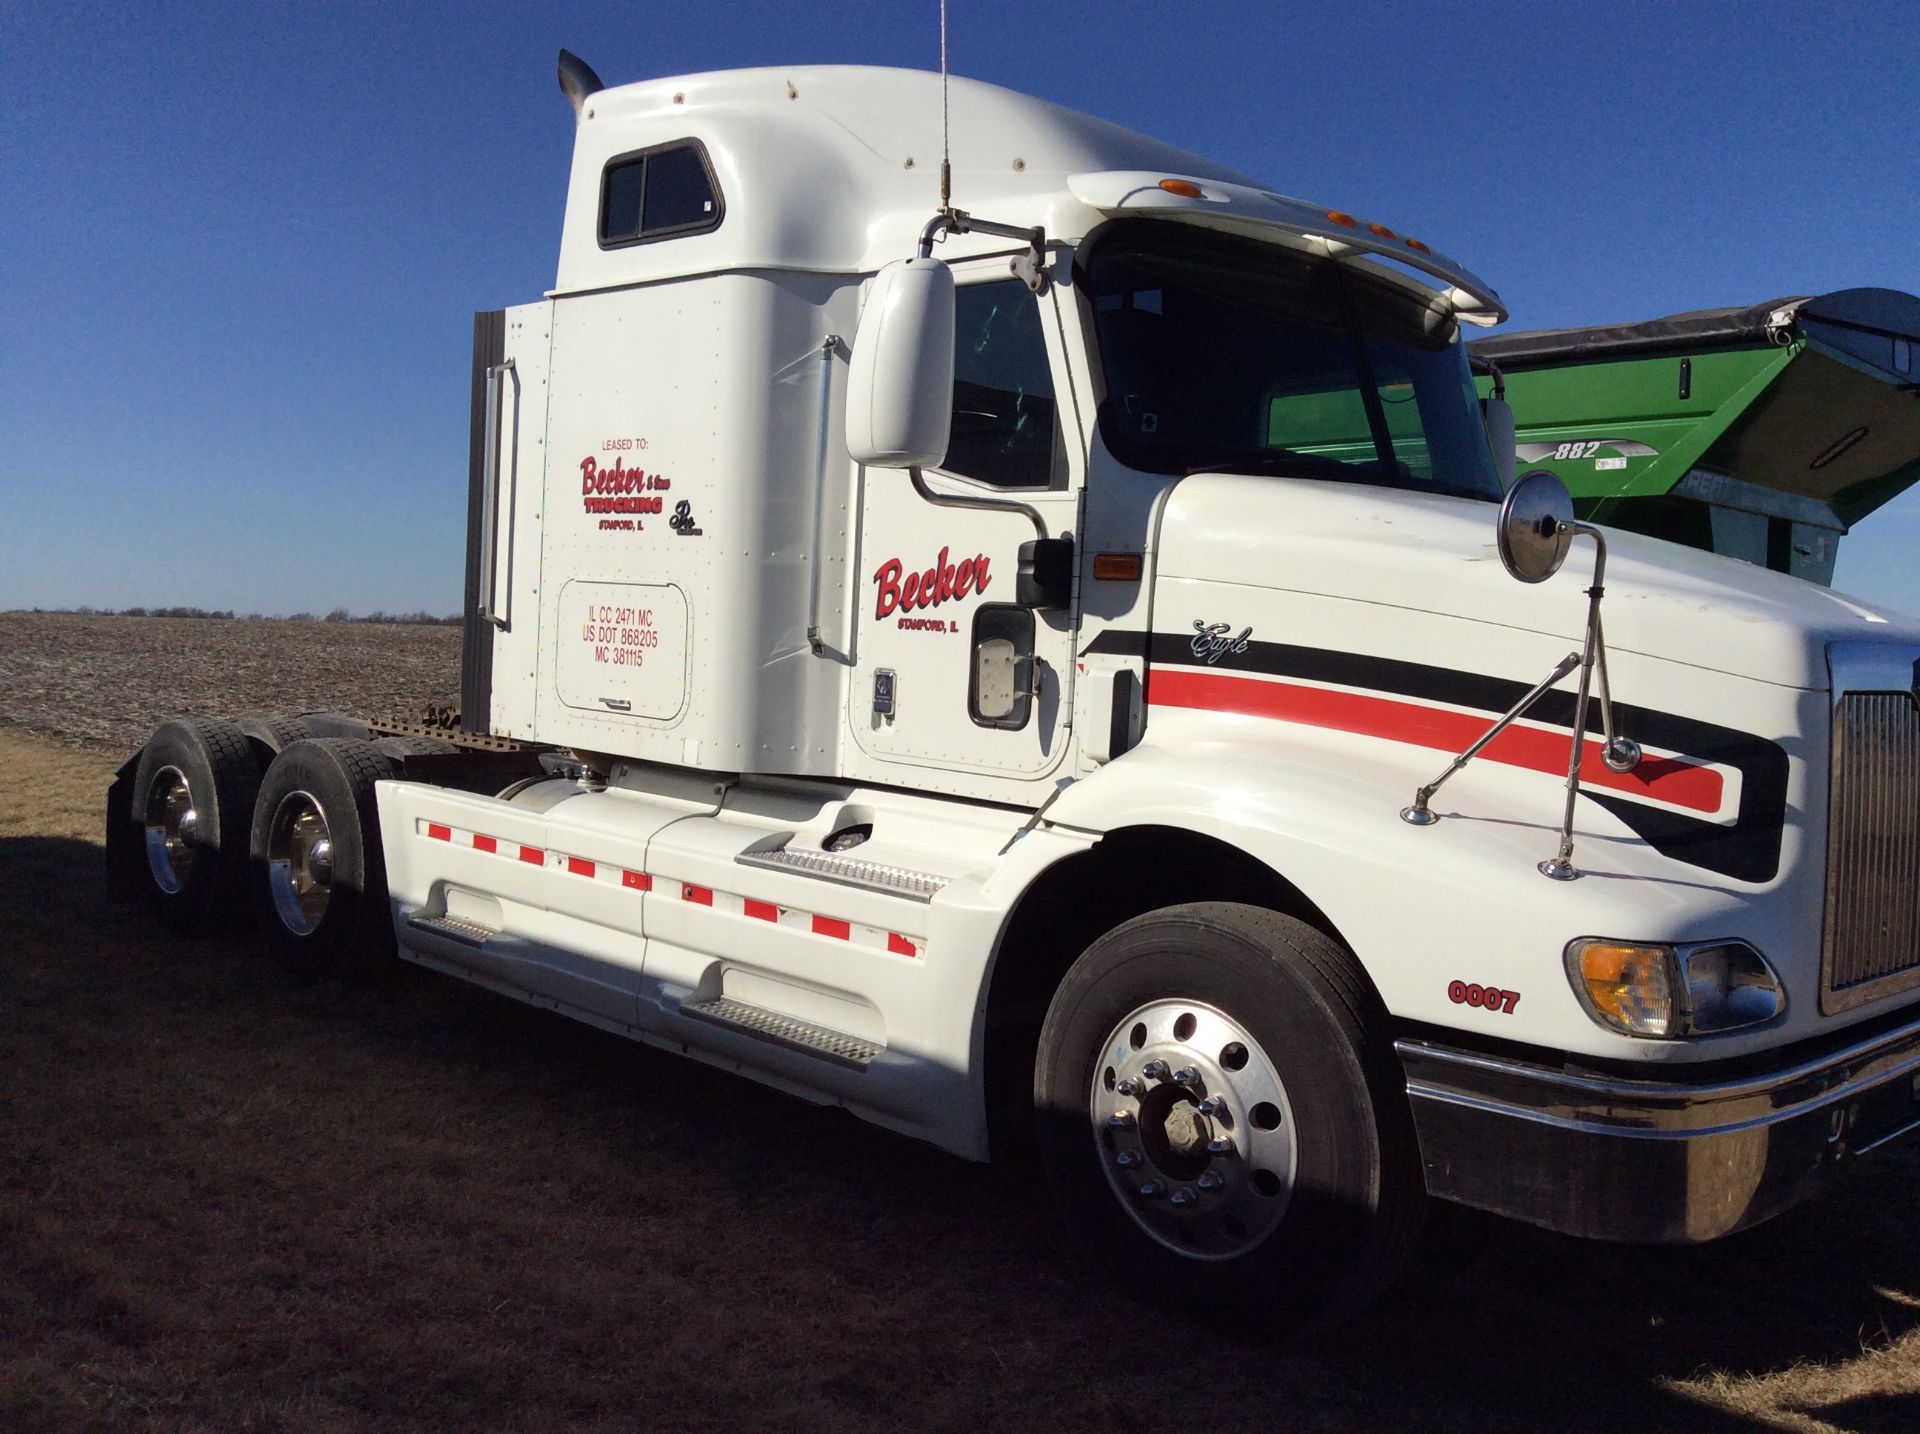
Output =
[{"x1": 1397, "y1": 1013, "x2": 1920, "y2": 1243}]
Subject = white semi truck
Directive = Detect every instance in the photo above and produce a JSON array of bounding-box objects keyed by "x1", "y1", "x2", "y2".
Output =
[{"x1": 110, "y1": 52, "x2": 1920, "y2": 1332}]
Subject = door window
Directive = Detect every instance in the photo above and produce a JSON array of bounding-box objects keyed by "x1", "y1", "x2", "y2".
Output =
[{"x1": 943, "y1": 280, "x2": 1063, "y2": 490}]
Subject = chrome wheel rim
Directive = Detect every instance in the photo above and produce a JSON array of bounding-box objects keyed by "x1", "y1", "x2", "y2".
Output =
[
  {"x1": 143, "y1": 765, "x2": 199, "y2": 895},
  {"x1": 266, "y1": 790, "x2": 334, "y2": 936},
  {"x1": 1090, "y1": 999, "x2": 1298, "y2": 1261}
]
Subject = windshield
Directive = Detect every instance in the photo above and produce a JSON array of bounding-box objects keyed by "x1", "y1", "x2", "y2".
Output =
[{"x1": 1087, "y1": 225, "x2": 1503, "y2": 501}]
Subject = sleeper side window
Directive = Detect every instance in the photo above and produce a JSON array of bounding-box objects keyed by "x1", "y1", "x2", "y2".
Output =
[
  {"x1": 598, "y1": 142, "x2": 723, "y2": 247},
  {"x1": 943, "y1": 279, "x2": 1064, "y2": 490}
]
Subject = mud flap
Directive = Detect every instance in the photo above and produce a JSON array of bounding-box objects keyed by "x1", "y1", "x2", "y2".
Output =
[{"x1": 105, "y1": 751, "x2": 144, "y2": 901}]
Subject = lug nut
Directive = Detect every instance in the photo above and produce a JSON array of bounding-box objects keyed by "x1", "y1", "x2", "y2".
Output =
[
  {"x1": 1115, "y1": 1077, "x2": 1143, "y2": 1098},
  {"x1": 1137, "y1": 1180, "x2": 1166, "y2": 1199},
  {"x1": 1114, "y1": 1149, "x2": 1141, "y2": 1168},
  {"x1": 1173, "y1": 1066, "x2": 1201, "y2": 1088},
  {"x1": 1169, "y1": 1188, "x2": 1197, "y2": 1208},
  {"x1": 1196, "y1": 1171, "x2": 1224, "y2": 1192},
  {"x1": 1207, "y1": 1136, "x2": 1236, "y2": 1157},
  {"x1": 1142, "y1": 1059, "x2": 1170, "y2": 1081},
  {"x1": 1107, "y1": 1111, "x2": 1135, "y2": 1130},
  {"x1": 1196, "y1": 1096, "x2": 1227, "y2": 1118}
]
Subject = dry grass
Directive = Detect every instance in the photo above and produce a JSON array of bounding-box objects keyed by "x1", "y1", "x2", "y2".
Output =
[
  {"x1": 0, "y1": 613, "x2": 460, "y2": 752},
  {"x1": 3, "y1": 622, "x2": 1919, "y2": 1430}
]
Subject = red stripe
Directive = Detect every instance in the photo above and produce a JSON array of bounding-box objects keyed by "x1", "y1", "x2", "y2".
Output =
[
  {"x1": 622, "y1": 870, "x2": 651, "y2": 892},
  {"x1": 426, "y1": 823, "x2": 451, "y2": 842},
  {"x1": 472, "y1": 834, "x2": 497, "y2": 854},
  {"x1": 566, "y1": 856, "x2": 595, "y2": 879},
  {"x1": 683, "y1": 884, "x2": 712, "y2": 906},
  {"x1": 812, "y1": 915, "x2": 850, "y2": 940},
  {"x1": 887, "y1": 933, "x2": 917, "y2": 957},
  {"x1": 518, "y1": 845, "x2": 545, "y2": 866},
  {"x1": 1147, "y1": 669, "x2": 1724, "y2": 814},
  {"x1": 744, "y1": 898, "x2": 779, "y2": 923}
]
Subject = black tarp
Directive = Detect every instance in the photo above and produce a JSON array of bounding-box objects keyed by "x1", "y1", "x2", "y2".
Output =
[{"x1": 1469, "y1": 288, "x2": 1920, "y2": 371}]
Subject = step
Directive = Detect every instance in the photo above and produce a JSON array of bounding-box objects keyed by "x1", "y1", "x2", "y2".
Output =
[
  {"x1": 681, "y1": 995, "x2": 883, "y2": 1069},
  {"x1": 736, "y1": 841, "x2": 949, "y2": 902},
  {"x1": 406, "y1": 912, "x2": 498, "y2": 947}
]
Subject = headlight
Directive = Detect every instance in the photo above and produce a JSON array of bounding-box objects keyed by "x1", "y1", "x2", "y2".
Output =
[{"x1": 1565, "y1": 938, "x2": 1785, "y2": 1038}]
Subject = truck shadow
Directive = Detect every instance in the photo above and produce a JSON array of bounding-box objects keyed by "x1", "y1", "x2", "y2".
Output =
[{"x1": 6, "y1": 834, "x2": 1916, "y2": 1432}]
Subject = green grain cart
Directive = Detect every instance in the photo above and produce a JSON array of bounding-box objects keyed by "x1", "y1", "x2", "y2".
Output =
[{"x1": 1469, "y1": 289, "x2": 1920, "y2": 585}]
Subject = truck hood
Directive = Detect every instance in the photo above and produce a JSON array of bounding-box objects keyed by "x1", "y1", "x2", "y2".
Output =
[{"x1": 1156, "y1": 474, "x2": 1920, "y2": 689}]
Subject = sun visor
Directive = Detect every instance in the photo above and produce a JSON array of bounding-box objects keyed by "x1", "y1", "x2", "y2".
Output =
[{"x1": 1067, "y1": 170, "x2": 1507, "y2": 325}]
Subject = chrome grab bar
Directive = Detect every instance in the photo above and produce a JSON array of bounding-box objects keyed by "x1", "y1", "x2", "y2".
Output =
[{"x1": 478, "y1": 359, "x2": 515, "y2": 629}]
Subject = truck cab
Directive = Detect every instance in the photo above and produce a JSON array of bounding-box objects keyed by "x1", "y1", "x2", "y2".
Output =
[{"x1": 118, "y1": 54, "x2": 1920, "y2": 1333}]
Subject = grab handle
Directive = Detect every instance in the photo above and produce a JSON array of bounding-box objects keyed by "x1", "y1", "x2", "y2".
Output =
[{"x1": 478, "y1": 359, "x2": 515, "y2": 628}]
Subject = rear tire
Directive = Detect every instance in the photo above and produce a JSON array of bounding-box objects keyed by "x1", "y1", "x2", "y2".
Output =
[
  {"x1": 249, "y1": 738, "x2": 400, "y2": 979},
  {"x1": 130, "y1": 719, "x2": 265, "y2": 932},
  {"x1": 1034, "y1": 902, "x2": 1425, "y2": 1336}
]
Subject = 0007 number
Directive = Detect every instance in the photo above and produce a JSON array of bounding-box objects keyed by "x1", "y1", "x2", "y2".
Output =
[{"x1": 1448, "y1": 980, "x2": 1520, "y2": 1014}]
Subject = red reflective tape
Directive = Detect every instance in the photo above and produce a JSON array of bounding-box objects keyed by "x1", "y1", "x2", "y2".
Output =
[
  {"x1": 519, "y1": 845, "x2": 545, "y2": 866},
  {"x1": 811, "y1": 915, "x2": 851, "y2": 940},
  {"x1": 888, "y1": 933, "x2": 917, "y2": 957},
  {"x1": 683, "y1": 884, "x2": 713, "y2": 906},
  {"x1": 744, "y1": 898, "x2": 779, "y2": 922},
  {"x1": 622, "y1": 870, "x2": 651, "y2": 892},
  {"x1": 426, "y1": 823, "x2": 451, "y2": 842},
  {"x1": 1145, "y1": 669, "x2": 1724, "y2": 814},
  {"x1": 472, "y1": 834, "x2": 497, "y2": 854},
  {"x1": 566, "y1": 856, "x2": 595, "y2": 879}
]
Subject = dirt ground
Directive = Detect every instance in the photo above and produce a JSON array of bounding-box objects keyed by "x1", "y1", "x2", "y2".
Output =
[
  {"x1": 0, "y1": 613, "x2": 460, "y2": 752},
  {"x1": 3, "y1": 616, "x2": 1918, "y2": 1431}
]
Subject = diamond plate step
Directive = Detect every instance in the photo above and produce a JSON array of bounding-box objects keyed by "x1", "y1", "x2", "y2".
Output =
[
  {"x1": 682, "y1": 996, "x2": 883, "y2": 1069},
  {"x1": 736, "y1": 843, "x2": 948, "y2": 902},
  {"x1": 406, "y1": 912, "x2": 498, "y2": 947}
]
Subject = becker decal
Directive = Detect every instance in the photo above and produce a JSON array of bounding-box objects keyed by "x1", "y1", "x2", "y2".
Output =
[
  {"x1": 580, "y1": 454, "x2": 669, "y2": 530},
  {"x1": 873, "y1": 546, "x2": 991, "y2": 620}
]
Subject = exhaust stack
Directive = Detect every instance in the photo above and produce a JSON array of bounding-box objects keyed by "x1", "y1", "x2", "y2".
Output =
[{"x1": 557, "y1": 49, "x2": 604, "y2": 120}]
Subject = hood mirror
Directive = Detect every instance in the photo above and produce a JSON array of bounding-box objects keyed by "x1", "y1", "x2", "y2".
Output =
[
  {"x1": 1498, "y1": 469, "x2": 1574, "y2": 583},
  {"x1": 1401, "y1": 467, "x2": 1642, "y2": 880}
]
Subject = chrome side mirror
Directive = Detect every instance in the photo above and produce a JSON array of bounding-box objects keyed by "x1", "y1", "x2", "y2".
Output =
[{"x1": 1497, "y1": 469, "x2": 1574, "y2": 583}]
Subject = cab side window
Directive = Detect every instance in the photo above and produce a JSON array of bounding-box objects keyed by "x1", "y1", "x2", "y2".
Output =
[
  {"x1": 944, "y1": 280, "x2": 1064, "y2": 489},
  {"x1": 599, "y1": 142, "x2": 722, "y2": 247}
]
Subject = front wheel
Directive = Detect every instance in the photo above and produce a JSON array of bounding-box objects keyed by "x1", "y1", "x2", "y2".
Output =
[{"x1": 1034, "y1": 902, "x2": 1425, "y2": 1335}]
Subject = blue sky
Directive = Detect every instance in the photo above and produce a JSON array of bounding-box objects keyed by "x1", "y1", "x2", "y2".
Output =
[{"x1": 3, "y1": 1, "x2": 1916, "y2": 616}]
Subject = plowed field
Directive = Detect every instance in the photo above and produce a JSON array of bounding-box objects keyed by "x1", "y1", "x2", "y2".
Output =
[{"x1": 2, "y1": 613, "x2": 1917, "y2": 1431}]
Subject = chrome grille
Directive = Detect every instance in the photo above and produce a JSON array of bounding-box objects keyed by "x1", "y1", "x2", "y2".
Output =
[{"x1": 1822, "y1": 690, "x2": 1920, "y2": 1012}]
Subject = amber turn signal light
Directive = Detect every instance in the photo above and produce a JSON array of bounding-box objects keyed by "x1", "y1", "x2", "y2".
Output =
[{"x1": 1093, "y1": 553, "x2": 1143, "y2": 581}]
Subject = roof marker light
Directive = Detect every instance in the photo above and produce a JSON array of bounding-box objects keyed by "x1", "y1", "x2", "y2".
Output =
[
  {"x1": 1368, "y1": 223, "x2": 1396, "y2": 238},
  {"x1": 1158, "y1": 178, "x2": 1203, "y2": 198},
  {"x1": 1324, "y1": 210, "x2": 1358, "y2": 228},
  {"x1": 1405, "y1": 237, "x2": 1432, "y2": 254}
]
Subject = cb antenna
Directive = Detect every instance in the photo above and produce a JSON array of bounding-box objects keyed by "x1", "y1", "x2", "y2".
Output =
[{"x1": 939, "y1": 0, "x2": 951, "y2": 213}]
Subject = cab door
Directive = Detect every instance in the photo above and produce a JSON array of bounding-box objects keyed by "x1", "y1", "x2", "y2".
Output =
[{"x1": 846, "y1": 266, "x2": 1080, "y2": 784}]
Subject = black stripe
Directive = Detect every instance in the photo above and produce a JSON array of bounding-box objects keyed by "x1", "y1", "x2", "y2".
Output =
[{"x1": 1081, "y1": 629, "x2": 1789, "y2": 882}]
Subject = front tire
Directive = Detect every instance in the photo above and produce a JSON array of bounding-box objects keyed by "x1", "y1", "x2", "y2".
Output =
[
  {"x1": 1034, "y1": 902, "x2": 1424, "y2": 1335},
  {"x1": 249, "y1": 738, "x2": 400, "y2": 979}
]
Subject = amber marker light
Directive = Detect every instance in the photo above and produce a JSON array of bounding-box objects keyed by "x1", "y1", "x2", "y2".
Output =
[
  {"x1": 1324, "y1": 210, "x2": 1358, "y2": 228},
  {"x1": 1569, "y1": 940, "x2": 1677, "y2": 1038},
  {"x1": 1158, "y1": 178, "x2": 1203, "y2": 198},
  {"x1": 1092, "y1": 553, "x2": 1143, "y2": 581},
  {"x1": 1368, "y1": 222, "x2": 1396, "y2": 238},
  {"x1": 1404, "y1": 237, "x2": 1432, "y2": 254}
]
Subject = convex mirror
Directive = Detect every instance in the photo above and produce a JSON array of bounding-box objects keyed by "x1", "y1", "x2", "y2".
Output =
[
  {"x1": 845, "y1": 257, "x2": 956, "y2": 469},
  {"x1": 1498, "y1": 469, "x2": 1575, "y2": 583}
]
